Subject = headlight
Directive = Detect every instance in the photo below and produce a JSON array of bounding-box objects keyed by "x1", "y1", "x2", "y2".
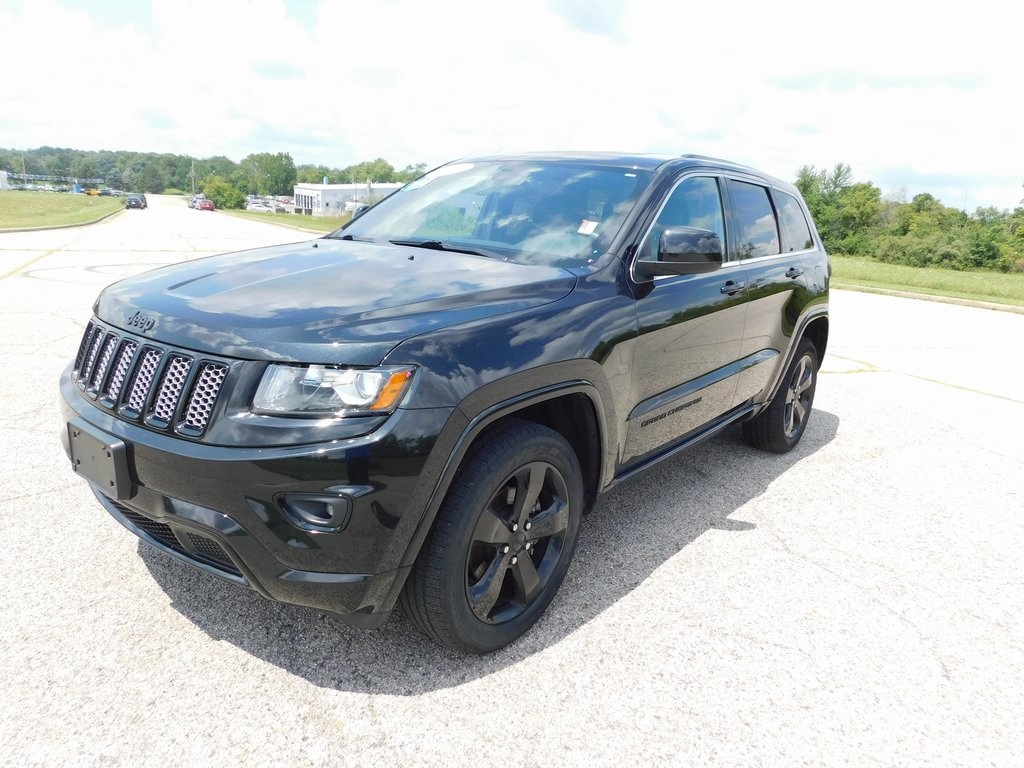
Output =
[{"x1": 253, "y1": 364, "x2": 414, "y2": 416}]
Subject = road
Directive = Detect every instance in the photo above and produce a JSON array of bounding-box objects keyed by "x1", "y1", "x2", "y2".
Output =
[{"x1": 1, "y1": 196, "x2": 1022, "y2": 766}]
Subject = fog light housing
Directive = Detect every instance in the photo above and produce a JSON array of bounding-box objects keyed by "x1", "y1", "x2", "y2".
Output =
[{"x1": 278, "y1": 493, "x2": 352, "y2": 532}]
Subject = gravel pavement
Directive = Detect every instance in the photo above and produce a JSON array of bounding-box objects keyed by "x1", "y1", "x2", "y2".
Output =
[{"x1": 1, "y1": 196, "x2": 1022, "y2": 766}]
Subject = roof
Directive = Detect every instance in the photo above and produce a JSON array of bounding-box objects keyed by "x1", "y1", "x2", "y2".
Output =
[
  {"x1": 448, "y1": 152, "x2": 789, "y2": 188},
  {"x1": 463, "y1": 151, "x2": 677, "y2": 171}
]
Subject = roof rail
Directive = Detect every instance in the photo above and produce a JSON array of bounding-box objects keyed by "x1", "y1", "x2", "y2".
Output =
[{"x1": 680, "y1": 153, "x2": 734, "y2": 164}]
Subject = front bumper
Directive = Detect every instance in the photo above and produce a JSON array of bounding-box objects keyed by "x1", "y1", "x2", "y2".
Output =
[{"x1": 61, "y1": 373, "x2": 458, "y2": 627}]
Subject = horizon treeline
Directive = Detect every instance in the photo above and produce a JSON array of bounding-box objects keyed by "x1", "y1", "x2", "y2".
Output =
[
  {"x1": 0, "y1": 146, "x2": 426, "y2": 198},
  {"x1": 796, "y1": 163, "x2": 1023, "y2": 272},
  {"x1": 3, "y1": 147, "x2": 1022, "y2": 271}
]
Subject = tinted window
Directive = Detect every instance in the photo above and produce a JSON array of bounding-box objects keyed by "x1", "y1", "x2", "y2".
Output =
[
  {"x1": 775, "y1": 191, "x2": 814, "y2": 252},
  {"x1": 727, "y1": 180, "x2": 780, "y2": 259},
  {"x1": 642, "y1": 176, "x2": 725, "y2": 260}
]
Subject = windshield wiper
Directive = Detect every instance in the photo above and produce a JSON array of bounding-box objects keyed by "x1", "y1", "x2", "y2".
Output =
[{"x1": 389, "y1": 239, "x2": 505, "y2": 260}]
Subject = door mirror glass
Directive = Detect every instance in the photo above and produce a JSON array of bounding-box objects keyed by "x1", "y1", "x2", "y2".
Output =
[{"x1": 637, "y1": 227, "x2": 723, "y2": 276}]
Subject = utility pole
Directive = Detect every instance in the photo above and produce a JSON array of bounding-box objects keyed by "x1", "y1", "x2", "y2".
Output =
[{"x1": 189, "y1": 158, "x2": 196, "y2": 198}]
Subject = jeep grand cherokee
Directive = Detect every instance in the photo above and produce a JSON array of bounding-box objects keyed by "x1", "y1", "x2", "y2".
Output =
[{"x1": 61, "y1": 153, "x2": 829, "y2": 653}]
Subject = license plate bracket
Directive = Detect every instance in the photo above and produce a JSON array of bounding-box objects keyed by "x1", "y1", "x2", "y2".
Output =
[{"x1": 67, "y1": 420, "x2": 133, "y2": 500}]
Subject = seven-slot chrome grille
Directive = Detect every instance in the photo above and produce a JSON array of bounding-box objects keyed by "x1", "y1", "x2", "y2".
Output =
[{"x1": 72, "y1": 321, "x2": 230, "y2": 439}]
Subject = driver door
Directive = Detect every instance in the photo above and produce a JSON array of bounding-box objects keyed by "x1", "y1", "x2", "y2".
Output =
[{"x1": 622, "y1": 175, "x2": 749, "y2": 467}]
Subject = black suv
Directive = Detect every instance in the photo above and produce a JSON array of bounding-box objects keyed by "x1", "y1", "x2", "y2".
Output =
[
  {"x1": 61, "y1": 153, "x2": 829, "y2": 653},
  {"x1": 125, "y1": 193, "x2": 147, "y2": 209}
]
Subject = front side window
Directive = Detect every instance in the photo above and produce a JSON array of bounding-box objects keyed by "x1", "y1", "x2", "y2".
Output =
[
  {"x1": 331, "y1": 160, "x2": 652, "y2": 268},
  {"x1": 641, "y1": 176, "x2": 725, "y2": 261},
  {"x1": 727, "y1": 180, "x2": 780, "y2": 259}
]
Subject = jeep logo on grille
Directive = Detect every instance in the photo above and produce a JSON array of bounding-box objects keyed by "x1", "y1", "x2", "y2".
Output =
[{"x1": 126, "y1": 311, "x2": 156, "y2": 333}]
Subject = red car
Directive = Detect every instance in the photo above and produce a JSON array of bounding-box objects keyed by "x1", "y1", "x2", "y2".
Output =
[{"x1": 197, "y1": 199, "x2": 216, "y2": 211}]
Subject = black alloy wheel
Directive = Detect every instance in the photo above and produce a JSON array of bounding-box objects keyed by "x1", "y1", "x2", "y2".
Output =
[
  {"x1": 742, "y1": 338, "x2": 819, "y2": 453},
  {"x1": 400, "y1": 419, "x2": 582, "y2": 654},
  {"x1": 782, "y1": 350, "x2": 815, "y2": 440},
  {"x1": 465, "y1": 459, "x2": 571, "y2": 624}
]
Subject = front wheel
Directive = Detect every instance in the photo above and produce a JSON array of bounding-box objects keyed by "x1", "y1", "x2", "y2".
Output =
[
  {"x1": 742, "y1": 339, "x2": 818, "y2": 453},
  {"x1": 400, "y1": 420, "x2": 583, "y2": 654}
]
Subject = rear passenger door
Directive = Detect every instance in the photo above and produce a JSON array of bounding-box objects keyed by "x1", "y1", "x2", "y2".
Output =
[{"x1": 726, "y1": 179, "x2": 812, "y2": 404}]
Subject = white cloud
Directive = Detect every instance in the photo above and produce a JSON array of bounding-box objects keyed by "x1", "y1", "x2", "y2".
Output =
[{"x1": 1, "y1": 0, "x2": 1021, "y2": 209}]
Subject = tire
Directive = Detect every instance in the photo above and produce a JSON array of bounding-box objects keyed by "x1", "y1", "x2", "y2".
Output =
[
  {"x1": 742, "y1": 339, "x2": 818, "y2": 454},
  {"x1": 400, "y1": 419, "x2": 583, "y2": 654}
]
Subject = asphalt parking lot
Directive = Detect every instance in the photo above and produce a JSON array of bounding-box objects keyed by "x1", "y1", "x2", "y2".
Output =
[{"x1": 2, "y1": 196, "x2": 1022, "y2": 766}]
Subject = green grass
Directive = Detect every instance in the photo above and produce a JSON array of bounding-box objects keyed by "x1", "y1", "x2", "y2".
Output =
[
  {"x1": 830, "y1": 255, "x2": 1024, "y2": 308},
  {"x1": 0, "y1": 191, "x2": 123, "y2": 229},
  {"x1": 226, "y1": 209, "x2": 351, "y2": 233}
]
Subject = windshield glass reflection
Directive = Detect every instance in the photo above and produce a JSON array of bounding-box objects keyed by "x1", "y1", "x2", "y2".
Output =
[{"x1": 329, "y1": 160, "x2": 652, "y2": 268}]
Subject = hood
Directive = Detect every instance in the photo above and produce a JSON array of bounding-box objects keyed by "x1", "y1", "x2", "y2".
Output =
[{"x1": 94, "y1": 239, "x2": 577, "y2": 364}]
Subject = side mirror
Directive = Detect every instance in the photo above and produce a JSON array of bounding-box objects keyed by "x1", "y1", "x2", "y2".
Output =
[
  {"x1": 635, "y1": 227, "x2": 724, "y2": 277},
  {"x1": 351, "y1": 204, "x2": 371, "y2": 219}
]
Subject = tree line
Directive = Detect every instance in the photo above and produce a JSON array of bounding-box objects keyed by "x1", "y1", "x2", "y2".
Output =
[
  {"x1": 796, "y1": 163, "x2": 1024, "y2": 272},
  {"x1": 4, "y1": 147, "x2": 1022, "y2": 271},
  {"x1": 0, "y1": 146, "x2": 427, "y2": 207}
]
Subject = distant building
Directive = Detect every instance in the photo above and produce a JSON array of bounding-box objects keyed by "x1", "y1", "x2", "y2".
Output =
[{"x1": 293, "y1": 181, "x2": 403, "y2": 216}]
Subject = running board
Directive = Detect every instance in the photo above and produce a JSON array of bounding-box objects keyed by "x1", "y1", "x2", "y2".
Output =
[{"x1": 609, "y1": 402, "x2": 758, "y2": 488}]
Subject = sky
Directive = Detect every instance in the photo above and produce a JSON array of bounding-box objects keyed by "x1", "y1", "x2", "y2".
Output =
[{"x1": 1, "y1": 0, "x2": 1021, "y2": 211}]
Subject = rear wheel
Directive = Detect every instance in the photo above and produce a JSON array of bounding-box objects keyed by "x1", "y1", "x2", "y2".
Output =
[
  {"x1": 742, "y1": 339, "x2": 818, "y2": 453},
  {"x1": 400, "y1": 420, "x2": 582, "y2": 654}
]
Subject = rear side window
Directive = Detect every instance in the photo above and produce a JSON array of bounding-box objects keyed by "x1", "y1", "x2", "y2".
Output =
[
  {"x1": 727, "y1": 180, "x2": 780, "y2": 259},
  {"x1": 775, "y1": 191, "x2": 815, "y2": 252}
]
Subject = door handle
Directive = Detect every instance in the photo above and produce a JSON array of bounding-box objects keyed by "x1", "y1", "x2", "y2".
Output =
[
  {"x1": 785, "y1": 267, "x2": 804, "y2": 279},
  {"x1": 720, "y1": 280, "x2": 745, "y2": 295}
]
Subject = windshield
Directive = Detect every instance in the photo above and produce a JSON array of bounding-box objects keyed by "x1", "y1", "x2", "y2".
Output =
[{"x1": 328, "y1": 160, "x2": 652, "y2": 268}]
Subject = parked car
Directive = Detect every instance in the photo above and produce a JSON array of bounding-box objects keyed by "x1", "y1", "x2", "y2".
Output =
[
  {"x1": 60, "y1": 152, "x2": 829, "y2": 653},
  {"x1": 197, "y1": 199, "x2": 215, "y2": 211},
  {"x1": 124, "y1": 194, "x2": 147, "y2": 209},
  {"x1": 245, "y1": 202, "x2": 274, "y2": 213}
]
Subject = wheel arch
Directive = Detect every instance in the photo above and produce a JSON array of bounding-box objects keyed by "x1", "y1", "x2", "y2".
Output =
[
  {"x1": 479, "y1": 392, "x2": 602, "y2": 514},
  {"x1": 382, "y1": 381, "x2": 606, "y2": 613},
  {"x1": 802, "y1": 314, "x2": 829, "y2": 364},
  {"x1": 753, "y1": 308, "x2": 829, "y2": 419}
]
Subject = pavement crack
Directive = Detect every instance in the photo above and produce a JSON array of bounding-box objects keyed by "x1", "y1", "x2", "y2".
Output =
[
  {"x1": 827, "y1": 354, "x2": 1024, "y2": 406},
  {"x1": 762, "y1": 526, "x2": 954, "y2": 681},
  {"x1": 1, "y1": 482, "x2": 80, "y2": 505}
]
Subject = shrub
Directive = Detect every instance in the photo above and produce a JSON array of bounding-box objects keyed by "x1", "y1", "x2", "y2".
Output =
[{"x1": 202, "y1": 176, "x2": 246, "y2": 209}]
